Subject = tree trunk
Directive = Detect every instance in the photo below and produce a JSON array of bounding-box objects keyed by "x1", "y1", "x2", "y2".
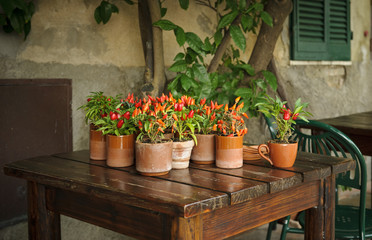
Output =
[
  {"x1": 248, "y1": 0, "x2": 292, "y2": 74},
  {"x1": 138, "y1": 0, "x2": 166, "y2": 97}
]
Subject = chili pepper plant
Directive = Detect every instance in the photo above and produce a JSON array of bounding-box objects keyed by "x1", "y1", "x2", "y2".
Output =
[
  {"x1": 94, "y1": 94, "x2": 137, "y2": 136},
  {"x1": 256, "y1": 95, "x2": 312, "y2": 143},
  {"x1": 78, "y1": 91, "x2": 116, "y2": 129},
  {"x1": 214, "y1": 97, "x2": 249, "y2": 137},
  {"x1": 194, "y1": 98, "x2": 221, "y2": 135},
  {"x1": 170, "y1": 95, "x2": 200, "y2": 144},
  {"x1": 132, "y1": 94, "x2": 174, "y2": 144}
]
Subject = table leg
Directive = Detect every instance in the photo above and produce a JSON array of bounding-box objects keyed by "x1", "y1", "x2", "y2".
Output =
[
  {"x1": 170, "y1": 215, "x2": 202, "y2": 240},
  {"x1": 305, "y1": 175, "x2": 336, "y2": 240},
  {"x1": 28, "y1": 181, "x2": 61, "y2": 240}
]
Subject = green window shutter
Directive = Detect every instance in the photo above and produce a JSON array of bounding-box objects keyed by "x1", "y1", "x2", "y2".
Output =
[
  {"x1": 291, "y1": 0, "x2": 351, "y2": 61},
  {"x1": 328, "y1": 0, "x2": 351, "y2": 60},
  {"x1": 291, "y1": 0, "x2": 327, "y2": 60}
]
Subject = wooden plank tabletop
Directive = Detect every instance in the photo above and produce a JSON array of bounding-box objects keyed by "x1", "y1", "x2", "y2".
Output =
[
  {"x1": 319, "y1": 111, "x2": 372, "y2": 137},
  {"x1": 3, "y1": 149, "x2": 355, "y2": 219}
]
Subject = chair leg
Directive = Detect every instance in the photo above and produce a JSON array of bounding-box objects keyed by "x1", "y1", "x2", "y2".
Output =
[
  {"x1": 279, "y1": 216, "x2": 291, "y2": 240},
  {"x1": 266, "y1": 221, "x2": 277, "y2": 240}
]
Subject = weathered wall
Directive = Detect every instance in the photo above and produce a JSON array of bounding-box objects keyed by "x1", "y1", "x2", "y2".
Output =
[{"x1": 1, "y1": 0, "x2": 370, "y2": 148}]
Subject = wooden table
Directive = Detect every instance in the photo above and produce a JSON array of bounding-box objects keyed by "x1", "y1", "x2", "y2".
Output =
[
  {"x1": 3, "y1": 150, "x2": 355, "y2": 240},
  {"x1": 318, "y1": 111, "x2": 372, "y2": 157}
]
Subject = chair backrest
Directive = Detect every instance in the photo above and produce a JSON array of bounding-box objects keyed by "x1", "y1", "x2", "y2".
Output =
[{"x1": 264, "y1": 116, "x2": 367, "y2": 207}]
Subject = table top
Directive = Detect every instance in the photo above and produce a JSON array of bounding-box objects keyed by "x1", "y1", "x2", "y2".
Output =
[
  {"x1": 319, "y1": 111, "x2": 372, "y2": 137},
  {"x1": 3, "y1": 149, "x2": 355, "y2": 219}
]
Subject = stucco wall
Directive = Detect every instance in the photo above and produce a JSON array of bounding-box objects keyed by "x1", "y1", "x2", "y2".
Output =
[{"x1": 1, "y1": 0, "x2": 371, "y2": 148}]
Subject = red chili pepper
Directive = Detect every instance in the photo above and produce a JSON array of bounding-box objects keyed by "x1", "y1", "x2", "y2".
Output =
[
  {"x1": 87, "y1": 98, "x2": 91, "y2": 102},
  {"x1": 187, "y1": 110, "x2": 194, "y2": 119},
  {"x1": 110, "y1": 113, "x2": 117, "y2": 120},
  {"x1": 162, "y1": 114, "x2": 168, "y2": 119},
  {"x1": 174, "y1": 103, "x2": 179, "y2": 111},
  {"x1": 117, "y1": 120, "x2": 124, "y2": 129},
  {"x1": 200, "y1": 98, "x2": 206, "y2": 105},
  {"x1": 283, "y1": 110, "x2": 290, "y2": 120},
  {"x1": 178, "y1": 103, "x2": 184, "y2": 111},
  {"x1": 123, "y1": 111, "x2": 130, "y2": 120},
  {"x1": 292, "y1": 113, "x2": 299, "y2": 120}
]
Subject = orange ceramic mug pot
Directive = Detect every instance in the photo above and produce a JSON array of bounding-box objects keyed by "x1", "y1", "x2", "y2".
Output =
[{"x1": 257, "y1": 141, "x2": 298, "y2": 168}]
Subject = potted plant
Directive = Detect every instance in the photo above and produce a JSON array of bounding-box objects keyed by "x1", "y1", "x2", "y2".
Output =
[
  {"x1": 133, "y1": 95, "x2": 173, "y2": 176},
  {"x1": 256, "y1": 95, "x2": 312, "y2": 168},
  {"x1": 95, "y1": 94, "x2": 137, "y2": 167},
  {"x1": 170, "y1": 95, "x2": 200, "y2": 169},
  {"x1": 78, "y1": 91, "x2": 113, "y2": 160},
  {"x1": 190, "y1": 98, "x2": 221, "y2": 164},
  {"x1": 214, "y1": 97, "x2": 249, "y2": 169}
]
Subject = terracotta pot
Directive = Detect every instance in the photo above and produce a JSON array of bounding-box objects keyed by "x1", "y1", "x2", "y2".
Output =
[
  {"x1": 258, "y1": 141, "x2": 298, "y2": 168},
  {"x1": 172, "y1": 140, "x2": 195, "y2": 169},
  {"x1": 106, "y1": 134, "x2": 135, "y2": 167},
  {"x1": 135, "y1": 140, "x2": 173, "y2": 176},
  {"x1": 215, "y1": 135, "x2": 243, "y2": 169},
  {"x1": 89, "y1": 126, "x2": 106, "y2": 160},
  {"x1": 191, "y1": 134, "x2": 215, "y2": 164}
]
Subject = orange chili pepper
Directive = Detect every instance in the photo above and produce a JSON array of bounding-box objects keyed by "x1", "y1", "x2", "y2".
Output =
[
  {"x1": 212, "y1": 124, "x2": 217, "y2": 131},
  {"x1": 242, "y1": 113, "x2": 249, "y2": 119},
  {"x1": 236, "y1": 102, "x2": 244, "y2": 111},
  {"x1": 215, "y1": 104, "x2": 224, "y2": 110},
  {"x1": 172, "y1": 114, "x2": 178, "y2": 121},
  {"x1": 227, "y1": 133, "x2": 234, "y2": 137},
  {"x1": 224, "y1": 104, "x2": 229, "y2": 112},
  {"x1": 230, "y1": 103, "x2": 236, "y2": 111},
  {"x1": 235, "y1": 96, "x2": 241, "y2": 103}
]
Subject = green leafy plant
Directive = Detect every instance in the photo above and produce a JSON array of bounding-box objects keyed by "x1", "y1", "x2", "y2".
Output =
[
  {"x1": 0, "y1": 0, "x2": 35, "y2": 39},
  {"x1": 78, "y1": 92, "x2": 117, "y2": 128},
  {"x1": 154, "y1": 0, "x2": 277, "y2": 116},
  {"x1": 256, "y1": 95, "x2": 312, "y2": 143}
]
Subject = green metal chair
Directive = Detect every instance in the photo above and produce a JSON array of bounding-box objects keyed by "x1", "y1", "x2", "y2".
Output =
[{"x1": 264, "y1": 117, "x2": 371, "y2": 240}]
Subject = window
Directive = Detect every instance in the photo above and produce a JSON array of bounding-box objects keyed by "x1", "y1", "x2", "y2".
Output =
[{"x1": 291, "y1": 0, "x2": 351, "y2": 61}]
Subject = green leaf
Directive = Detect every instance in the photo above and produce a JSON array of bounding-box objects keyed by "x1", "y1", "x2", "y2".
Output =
[
  {"x1": 174, "y1": 27, "x2": 186, "y2": 46},
  {"x1": 99, "y1": 1, "x2": 116, "y2": 24},
  {"x1": 180, "y1": 74, "x2": 193, "y2": 91},
  {"x1": 23, "y1": 20, "x2": 30, "y2": 39},
  {"x1": 185, "y1": 32, "x2": 204, "y2": 55},
  {"x1": 169, "y1": 60, "x2": 187, "y2": 72},
  {"x1": 236, "y1": 64, "x2": 255, "y2": 76},
  {"x1": 256, "y1": 79, "x2": 267, "y2": 90},
  {"x1": 260, "y1": 11, "x2": 273, "y2": 27},
  {"x1": 178, "y1": 0, "x2": 189, "y2": 10},
  {"x1": 173, "y1": 52, "x2": 185, "y2": 61},
  {"x1": 230, "y1": 25, "x2": 245, "y2": 51},
  {"x1": 239, "y1": 0, "x2": 246, "y2": 10},
  {"x1": 124, "y1": 0, "x2": 134, "y2": 5},
  {"x1": 241, "y1": 14, "x2": 253, "y2": 31},
  {"x1": 254, "y1": 3, "x2": 264, "y2": 11},
  {"x1": 94, "y1": 6, "x2": 102, "y2": 23},
  {"x1": 214, "y1": 30, "x2": 222, "y2": 46},
  {"x1": 235, "y1": 87, "x2": 253, "y2": 97},
  {"x1": 217, "y1": 10, "x2": 239, "y2": 30},
  {"x1": 153, "y1": 19, "x2": 178, "y2": 30},
  {"x1": 161, "y1": 7, "x2": 167, "y2": 17},
  {"x1": 192, "y1": 63, "x2": 209, "y2": 83},
  {"x1": 167, "y1": 75, "x2": 181, "y2": 91},
  {"x1": 262, "y1": 70, "x2": 277, "y2": 91},
  {"x1": 202, "y1": 37, "x2": 212, "y2": 52},
  {"x1": 9, "y1": 10, "x2": 24, "y2": 33}
]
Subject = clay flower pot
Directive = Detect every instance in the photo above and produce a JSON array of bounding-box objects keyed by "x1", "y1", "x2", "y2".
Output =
[
  {"x1": 172, "y1": 140, "x2": 195, "y2": 169},
  {"x1": 106, "y1": 134, "x2": 135, "y2": 167},
  {"x1": 191, "y1": 134, "x2": 215, "y2": 164},
  {"x1": 135, "y1": 140, "x2": 173, "y2": 176},
  {"x1": 89, "y1": 125, "x2": 106, "y2": 160},
  {"x1": 215, "y1": 135, "x2": 243, "y2": 169},
  {"x1": 258, "y1": 140, "x2": 298, "y2": 168}
]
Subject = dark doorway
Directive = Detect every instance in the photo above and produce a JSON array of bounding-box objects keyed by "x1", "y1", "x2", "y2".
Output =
[{"x1": 0, "y1": 79, "x2": 72, "y2": 228}]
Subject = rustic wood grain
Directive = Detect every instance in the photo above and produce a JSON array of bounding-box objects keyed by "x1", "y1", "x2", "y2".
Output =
[
  {"x1": 28, "y1": 181, "x2": 60, "y2": 240},
  {"x1": 202, "y1": 180, "x2": 321, "y2": 239},
  {"x1": 5, "y1": 156, "x2": 229, "y2": 218},
  {"x1": 4, "y1": 149, "x2": 356, "y2": 240}
]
